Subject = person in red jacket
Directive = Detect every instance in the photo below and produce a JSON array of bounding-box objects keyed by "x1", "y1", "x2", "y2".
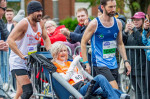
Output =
[{"x1": 41, "y1": 20, "x2": 66, "y2": 45}]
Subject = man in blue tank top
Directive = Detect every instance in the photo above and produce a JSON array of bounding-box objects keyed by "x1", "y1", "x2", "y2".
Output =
[{"x1": 81, "y1": 0, "x2": 131, "y2": 90}]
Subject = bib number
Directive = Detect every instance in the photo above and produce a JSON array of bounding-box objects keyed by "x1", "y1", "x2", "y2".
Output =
[
  {"x1": 71, "y1": 74, "x2": 84, "y2": 83},
  {"x1": 27, "y1": 45, "x2": 37, "y2": 55},
  {"x1": 103, "y1": 41, "x2": 116, "y2": 58}
]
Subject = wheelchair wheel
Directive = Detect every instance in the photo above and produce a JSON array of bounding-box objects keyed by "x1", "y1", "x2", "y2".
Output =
[{"x1": 120, "y1": 73, "x2": 131, "y2": 93}]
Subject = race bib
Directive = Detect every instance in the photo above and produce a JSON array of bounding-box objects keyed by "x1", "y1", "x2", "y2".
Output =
[
  {"x1": 103, "y1": 41, "x2": 116, "y2": 58},
  {"x1": 27, "y1": 45, "x2": 37, "y2": 55},
  {"x1": 71, "y1": 73, "x2": 84, "y2": 83}
]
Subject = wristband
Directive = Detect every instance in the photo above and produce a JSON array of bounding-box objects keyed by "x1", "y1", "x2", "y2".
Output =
[
  {"x1": 83, "y1": 61, "x2": 88, "y2": 64},
  {"x1": 124, "y1": 60, "x2": 130, "y2": 64}
]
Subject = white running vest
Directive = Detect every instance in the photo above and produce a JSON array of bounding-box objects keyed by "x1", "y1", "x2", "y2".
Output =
[{"x1": 9, "y1": 18, "x2": 42, "y2": 71}]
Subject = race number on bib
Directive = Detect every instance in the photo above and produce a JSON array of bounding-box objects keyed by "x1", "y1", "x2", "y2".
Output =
[
  {"x1": 27, "y1": 45, "x2": 37, "y2": 55},
  {"x1": 71, "y1": 74, "x2": 84, "y2": 83},
  {"x1": 103, "y1": 41, "x2": 117, "y2": 58}
]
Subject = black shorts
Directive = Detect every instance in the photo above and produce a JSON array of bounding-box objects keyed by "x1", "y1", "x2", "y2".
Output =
[
  {"x1": 110, "y1": 68, "x2": 118, "y2": 82},
  {"x1": 93, "y1": 66, "x2": 115, "y2": 82},
  {"x1": 11, "y1": 69, "x2": 28, "y2": 78}
]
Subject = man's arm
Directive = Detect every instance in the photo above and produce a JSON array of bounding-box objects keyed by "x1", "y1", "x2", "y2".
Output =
[
  {"x1": 116, "y1": 19, "x2": 131, "y2": 75},
  {"x1": 40, "y1": 21, "x2": 51, "y2": 51},
  {"x1": 81, "y1": 19, "x2": 97, "y2": 74},
  {"x1": 6, "y1": 20, "x2": 27, "y2": 59}
]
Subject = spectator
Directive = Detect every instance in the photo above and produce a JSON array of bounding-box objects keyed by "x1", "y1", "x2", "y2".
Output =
[
  {"x1": 61, "y1": 8, "x2": 90, "y2": 44},
  {"x1": 13, "y1": 9, "x2": 25, "y2": 26},
  {"x1": 114, "y1": 13, "x2": 126, "y2": 31},
  {"x1": 50, "y1": 42, "x2": 130, "y2": 99},
  {"x1": 0, "y1": 0, "x2": 9, "y2": 86},
  {"x1": 142, "y1": 14, "x2": 150, "y2": 96},
  {"x1": 61, "y1": 7, "x2": 90, "y2": 57},
  {"x1": 0, "y1": 0, "x2": 9, "y2": 99},
  {"x1": 5, "y1": 8, "x2": 14, "y2": 33},
  {"x1": 123, "y1": 12, "x2": 147, "y2": 99},
  {"x1": 40, "y1": 20, "x2": 80, "y2": 55},
  {"x1": 40, "y1": 20, "x2": 66, "y2": 45},
  {"x1": 42, "y1": 15, "x2": 51, "y2": 24}
]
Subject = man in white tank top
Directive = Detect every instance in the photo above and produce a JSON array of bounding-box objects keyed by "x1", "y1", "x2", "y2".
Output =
[{"x1": 7, "y1": 1, "x2": 51, "y2": 99}]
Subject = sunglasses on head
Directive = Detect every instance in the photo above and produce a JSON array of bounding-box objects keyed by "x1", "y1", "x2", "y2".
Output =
[{"x1": 0, "y1": 7, "x2": 6, "y2": 11}]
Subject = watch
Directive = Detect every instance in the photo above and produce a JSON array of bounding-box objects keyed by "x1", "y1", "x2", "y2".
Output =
[{"x1": 124, "y1": 60, "x2": 130, "y2": 64}]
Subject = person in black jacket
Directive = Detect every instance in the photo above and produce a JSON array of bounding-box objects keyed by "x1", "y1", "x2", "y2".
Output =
[
  {"x1": 123, "y1": 12, "x2": 147, "y2": 99},
  {"x1": 0, "y1": 19, "x2": 9, "y2": 41},
  {"x1": 0, "y1": 0, "x2": 9, "y2": 99},
  {"x1": 60, "y1": 8, "x2": 90, "y2": 44}
]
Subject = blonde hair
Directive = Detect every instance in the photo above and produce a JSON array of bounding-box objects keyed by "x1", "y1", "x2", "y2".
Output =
[
  {"x1": 50, "y1": 42, "x2": 68, "y2": 61},
  {"x1": 45, "y1": 20, "x2": 57, "y2": 28}
]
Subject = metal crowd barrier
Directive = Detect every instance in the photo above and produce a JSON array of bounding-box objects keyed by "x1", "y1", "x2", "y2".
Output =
[
  {"x1": 74, "y1": 45, "x2": 150, "y2": 99},
  {"x1": 1, "y1": 45, "x2": 150, "y2": 99},
  {"x1": 40, "y1": 46, "x2": 72, "y2": 56}
]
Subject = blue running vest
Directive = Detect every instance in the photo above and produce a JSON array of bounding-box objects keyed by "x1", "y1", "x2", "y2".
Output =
[{"x1": 91, "y1": 17, "x2": 119, "y2": 69}]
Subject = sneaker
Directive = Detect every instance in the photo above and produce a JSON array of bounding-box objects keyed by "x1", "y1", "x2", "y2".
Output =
[{"x1": 120, "y1": 94, "x2": 130, "y2": 99}]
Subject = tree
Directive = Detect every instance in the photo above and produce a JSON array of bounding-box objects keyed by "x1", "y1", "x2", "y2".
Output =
[
  {"x1": 126, "y1": 0, "x2": 150, "y2": 14},
  {"x1": 76, "y1": 0, "x2": 150, "y2": 15}
]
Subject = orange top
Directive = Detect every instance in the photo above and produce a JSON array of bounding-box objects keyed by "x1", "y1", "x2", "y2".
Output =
[{"x1": 53, "y1": 61, "x2": 80, "y2": 85}]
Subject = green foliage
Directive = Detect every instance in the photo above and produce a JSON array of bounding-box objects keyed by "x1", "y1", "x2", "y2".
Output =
[
  {"x1": 59, "y1": 18, "x2": 78, "y2": 31},
  {"x1": 2, "y1": 2, "x2": 20, "y2": 22},
  {"x1": 132, "y1": 2, "x2": 140, "y2": 11},
  {"x1": 77, "y1": 0, "x2": 150, "y2": 16},
  {"x1": 7, "y1": 2, "x2": 21, "y2": 14}
]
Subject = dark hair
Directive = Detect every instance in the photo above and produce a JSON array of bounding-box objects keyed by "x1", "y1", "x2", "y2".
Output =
[
  {"x1": 76, "y1": 8, "x2": 88, "y2": 15},
  {"x1": 100, "y1": 0, "x2": 115, "y2": 6}
]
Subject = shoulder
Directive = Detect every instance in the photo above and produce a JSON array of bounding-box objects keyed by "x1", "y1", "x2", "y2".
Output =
[
  {"x1": 15, "y1": 19, "x2": 28, "y2": 31},
  {"x1": 116, "y1": 19, "x2": 122, "y2": 26},
  {"x1": 88, "y1": 18, "x2": 97, "y2": 29},
  {"x1": 116, "y1": 19, "x2": 122, "y2": 30}
]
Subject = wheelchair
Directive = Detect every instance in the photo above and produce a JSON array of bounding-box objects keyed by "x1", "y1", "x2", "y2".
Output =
[{"x1": 27, "y1": 52, "x2": 103, "y2": 99}]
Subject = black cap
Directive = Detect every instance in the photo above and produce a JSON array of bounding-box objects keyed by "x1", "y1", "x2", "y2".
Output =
[{"x1": 27, "y1": 1, "x2": 43, "y2": 15}]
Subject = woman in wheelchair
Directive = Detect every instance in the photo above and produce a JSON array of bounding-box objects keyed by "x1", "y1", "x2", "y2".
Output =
[{"x1": 50, "y1": 42, "x2": 130, "y2": 99}]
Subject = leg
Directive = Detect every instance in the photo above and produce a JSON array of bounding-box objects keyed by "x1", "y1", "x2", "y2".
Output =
[
  {"x1": 94, "y1": 67, "x2": 119, "y2": 89},
  {"x1": 11, "y1": 69, "x2": 33, "y2": 99},
  {"x1": 110, "y1": 68, "x2": 118, "y2": 83},
  {"x1": 14, "y1": 80, "x2": 23, "y2": 99},
  {"x1": 80, "y1": 75, "x2": 120, "y2": 99},
  {"x1": 15, "y1": 75, "x2": 33, "y2": 99},
  {"x1": 109, "y1": 80, "x2": 118, "y2": 89}
]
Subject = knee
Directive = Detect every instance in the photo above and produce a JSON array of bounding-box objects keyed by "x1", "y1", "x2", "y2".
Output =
[
  {"x1": 95, "y1": 74, "x2": 107, "y2": 81},
  {"x1": 21, "y1": 83, "x2": 33, "y2": 99}
]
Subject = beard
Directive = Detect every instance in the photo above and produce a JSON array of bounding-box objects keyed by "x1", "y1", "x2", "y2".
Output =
[
  {"x1": 104, "y1": 8, "x2": 116, "y2": 17},
  {"x1": 33, "y1": 14, "x2": 42, "y2": 22}
]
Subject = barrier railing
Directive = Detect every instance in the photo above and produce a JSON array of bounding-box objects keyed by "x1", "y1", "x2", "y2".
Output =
[
  {"x1": 74, "y1": 46, "x2": 150, "y2": 99},
  {"x1": 1, "y1": 45, "x2": 149, "y2": 99}
]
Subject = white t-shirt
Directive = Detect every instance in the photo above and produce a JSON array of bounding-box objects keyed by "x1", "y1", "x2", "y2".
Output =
[{"x1": 7, "y1": 23, "x2": 13, "y2": 32}]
